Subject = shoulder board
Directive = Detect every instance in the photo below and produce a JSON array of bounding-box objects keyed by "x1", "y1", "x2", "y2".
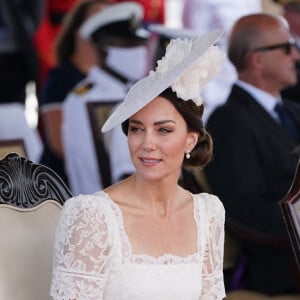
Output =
[{"x1": 73, "y1": 82, "x2": 94, "y2": 95}]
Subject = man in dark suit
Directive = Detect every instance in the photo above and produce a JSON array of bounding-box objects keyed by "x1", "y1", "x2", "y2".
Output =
[{"x1": 205, "y1": 13, "x2": 300, "y2": 295}]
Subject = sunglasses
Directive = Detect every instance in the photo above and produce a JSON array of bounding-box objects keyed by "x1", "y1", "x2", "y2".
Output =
[{"x1": 253, "y1": 39, "x2": 296, "y2": 55}]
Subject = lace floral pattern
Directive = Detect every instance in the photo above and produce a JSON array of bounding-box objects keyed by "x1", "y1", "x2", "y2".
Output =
[
  {"x1": 200, "y1": 194, "x2": 226, "y2": 298},
  {"x1": 51, "y1": 195, "x2": 115, "y2": 299},
  {"x1": 50, "y1": 192, "x2": 226, "y2": 299}
]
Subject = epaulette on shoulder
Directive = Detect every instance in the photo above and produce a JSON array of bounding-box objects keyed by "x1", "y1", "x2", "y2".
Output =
[{"x1": 73, "y1": 82, "x2": 94, "y2": 95}]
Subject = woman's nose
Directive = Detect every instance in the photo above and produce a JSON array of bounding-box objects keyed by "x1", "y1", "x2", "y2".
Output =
[{"x1": 142, "y1": 131, "x2": 156, "y2": 151}]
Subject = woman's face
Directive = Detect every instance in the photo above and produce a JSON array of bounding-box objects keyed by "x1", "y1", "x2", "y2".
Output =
[{"x1": 127, "y1": 96, "x2": 198, "y2": 181}]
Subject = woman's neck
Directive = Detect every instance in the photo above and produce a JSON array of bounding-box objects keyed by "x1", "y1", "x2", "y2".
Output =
[{"x1": 128, "y1": 174, "x2": 188, "y2": 218}]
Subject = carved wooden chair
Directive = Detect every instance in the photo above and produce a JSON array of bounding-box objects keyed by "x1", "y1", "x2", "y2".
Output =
[
  {"x1": 279, "y1": 159, "x2": 300, "y2": 271},
  {"x1": 0, "y1": 153, "x2": 72, "y2": 300}
]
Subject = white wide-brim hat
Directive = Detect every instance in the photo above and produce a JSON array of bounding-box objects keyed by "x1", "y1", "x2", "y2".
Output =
[
  {"x1": 79, "y1": 2, "x2": 149, "y2": 42},
  {"x1": 102, "y1": 28, "x2": 223, "y2": 132},
  {"x1": 147, "y1": 23, "x2": 200, "y2": 40}
]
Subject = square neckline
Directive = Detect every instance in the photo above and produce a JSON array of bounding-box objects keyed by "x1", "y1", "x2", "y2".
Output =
[{"x1": 102, "y1": 191, "x2": 202, "y2": 264}]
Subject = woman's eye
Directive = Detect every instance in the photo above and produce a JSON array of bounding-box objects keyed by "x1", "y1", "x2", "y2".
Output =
[
  {"x1": 129, "y1": 126, "x2": 143, "y2": 132},
  {"x1": 159, "y1": 127, "x2": 173, "y2": 133}
]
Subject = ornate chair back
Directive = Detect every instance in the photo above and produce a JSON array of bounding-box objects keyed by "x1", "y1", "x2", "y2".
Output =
[
  {"x1": 0, "y1": 153, "x2": 72, "y2": 300},
  {"x1": 279, "y1": 158, "x2": 300, "y2": 271}
]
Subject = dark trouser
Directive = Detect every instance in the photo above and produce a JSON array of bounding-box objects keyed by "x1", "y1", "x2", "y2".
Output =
[{"x1": 0, "y1": 51, "x2": 29, "y2": 104}]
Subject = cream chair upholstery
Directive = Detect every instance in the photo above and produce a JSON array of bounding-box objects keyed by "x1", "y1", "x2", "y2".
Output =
[
  {"x1": 0, "y1": 202, "x2": 61, "y2": 299},
  {"x1": 0, "y1": 153, "x2": 72, "y2": 300}
]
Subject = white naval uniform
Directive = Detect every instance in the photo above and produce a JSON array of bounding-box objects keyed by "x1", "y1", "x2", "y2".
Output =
[
  {"x1": 62, "y1": 66, "x2": 134, "y2": 195},
  {"x1": 0, "y1": 103, "x2": 43, "y2": 162}
]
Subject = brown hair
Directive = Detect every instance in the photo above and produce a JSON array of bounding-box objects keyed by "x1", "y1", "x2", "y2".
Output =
[{"x1": 55, "y1": 0, "x2": 109, "y2": 63}]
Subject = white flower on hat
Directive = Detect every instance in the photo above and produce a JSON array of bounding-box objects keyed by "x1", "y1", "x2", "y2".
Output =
[{"x1": 150, "y1": 38, "x2": 224, "y2": 106}]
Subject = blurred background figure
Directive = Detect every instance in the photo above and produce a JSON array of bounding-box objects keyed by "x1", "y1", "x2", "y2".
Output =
[
  {"x1": 0, "y1": 0, "x2": 44, "y2": 104},
  {"x1": 34, "y1": 0, "x2": 164, "y2": 90},
  {"x1": 62, "y1": 2, "x2": 149, "y2": 195},
  {"x1": 147, "y1": 23, "x2": 199, "y2": 65},
  {"x1": 0, "y1": 0, "x2": 44, "y2": 163},
  {"x1": 39, "y1": 0, "x2": 109, "y2": 185},
  {"x1": 182, "y1": 0, "x2": 262, "y2": 122},
  {"x1": 34, "y1": 0, "x2": 85, "y2": 88},
  {"x1": 111, "y1": 0, "x2": 165, "y2": 24},
  {"x1": 205, "y1": 13, "x2": 300, "y2": 296},
  {"x1": 279, "y1": 0, "x2": 300, "y2": 44},
  {"x1": 276, "y1": 0, "x2": 300, "y2": 103},
  {"x1": 0, "y1": 103, "x2": 43, "y2": 162}
]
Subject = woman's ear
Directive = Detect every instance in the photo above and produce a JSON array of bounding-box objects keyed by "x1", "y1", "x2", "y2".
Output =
[{"x1": 186, "y1": 132, "x2": 199, "y2": 152}]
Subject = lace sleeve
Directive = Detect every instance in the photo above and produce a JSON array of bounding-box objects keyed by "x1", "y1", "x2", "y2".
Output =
[
  {"x1": 50, "y1": 194, "x2": 115, "y2": 300},
  {"x1": 200, "y1": 194, "x2": 226, "y2": 300}
]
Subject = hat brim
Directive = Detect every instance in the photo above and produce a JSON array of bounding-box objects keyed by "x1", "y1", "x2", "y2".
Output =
[
  {"x1": 91, "y1": 20, "x2": 149, "y2": 45},
  {"x1": 79, "y1": 2, "x2": 143, "y2": 40},
  {"x1": 102, "y1": 28, "x2": 224, "y2": 132},
  {"x1": 147, "y1": 23, "x2": 200, "y2": 40}
]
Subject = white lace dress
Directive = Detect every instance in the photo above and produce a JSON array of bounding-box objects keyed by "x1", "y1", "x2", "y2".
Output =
[{"x1": 50, "y1": 191, "x2": 226, "y2": 300}]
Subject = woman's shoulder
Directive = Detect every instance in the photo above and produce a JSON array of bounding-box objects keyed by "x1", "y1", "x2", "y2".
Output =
[
  {"x1": 192, "y1": 192, "x2": 225, "y2": 215},
  {"x1": 55, "y1": 192, "x2": 117, "y2": 257},
  {"x1": 62, "y1": 191, "x2": 113, "y2": 214}
]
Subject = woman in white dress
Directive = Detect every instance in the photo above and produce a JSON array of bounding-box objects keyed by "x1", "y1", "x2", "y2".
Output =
[{"x1": 50, "y1": 28, "x2": 226, "y2": 300}]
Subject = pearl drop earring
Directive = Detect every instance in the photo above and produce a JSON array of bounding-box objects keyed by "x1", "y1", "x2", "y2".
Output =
[{"x1": 185, "y1": 152, "x2": 191, "y2": 159}]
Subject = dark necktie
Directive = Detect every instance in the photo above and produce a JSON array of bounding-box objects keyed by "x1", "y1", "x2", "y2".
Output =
[{"x1": 275, "y1": 102, "x2": 300, "y2": 143}]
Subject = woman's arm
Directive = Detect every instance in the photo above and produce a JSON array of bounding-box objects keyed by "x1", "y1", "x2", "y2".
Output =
[
  {"x1": 201, "y1": 195, "x2": 226, "y2": 300},
  {"x1": 50, "y1": 194, "x2": 114, "y2": 300}
]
